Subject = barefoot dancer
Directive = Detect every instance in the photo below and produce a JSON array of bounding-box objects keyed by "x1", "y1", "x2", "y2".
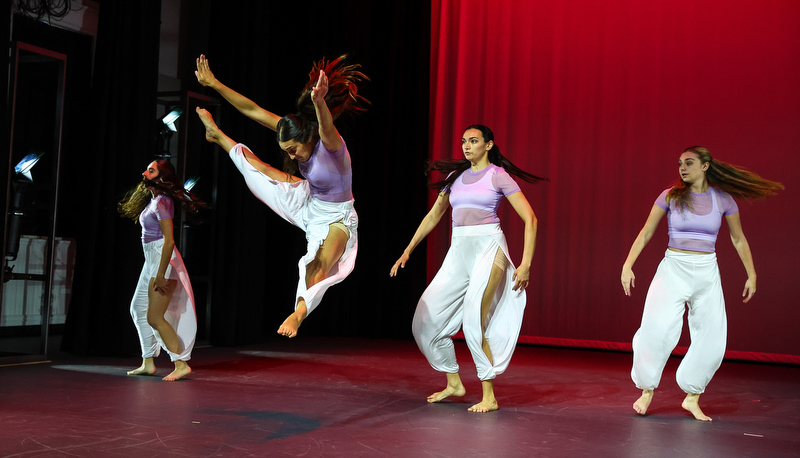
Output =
[
  {"x1": 622, "y1": 146, "x2": 782, "y2": 421},
  {"x1": 195, "y1": 54, "x2": 368, "y2": 338},
  {"x1": 119, "y1": 160, "x2": 207, "y2": 381},
  {"x1": 391, "y1": 125, "x2": 546, "y2": 412}
]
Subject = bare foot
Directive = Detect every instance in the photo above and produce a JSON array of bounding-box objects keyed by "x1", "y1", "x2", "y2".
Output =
[
  {"x1": 163, "y1": 361, "x2": 191, "y2": 381},
  {"x1": 468, "y1": 379, "x2": 498, "y2": 412},
  {"x1": 682, "y1": 393, "x2": 712, "y2": 421},
  {"x1": 277, "y1": 312, "x2": 303, "y2": 338},
  {"x1": 196, "y1": 107, "x2": 222, "y2": 143},
  {"x1": 468, "y1": 399, "x2": 498, "y2": 413},
  {"x1": 633, "y1": 389, "x2": 654, "y2": 415},
  {"x1": 278, "y1": 303, "x2": 307, "y2": 338},
  {"x1": 427, "y1": 385, "x2": 466, "y2": 403},
  {"x1": 127, "y1": 358, "x2": 155, "y2": 376},
  {"x1": 428, "y1": 373, "x2": 466, "y2": 403}
]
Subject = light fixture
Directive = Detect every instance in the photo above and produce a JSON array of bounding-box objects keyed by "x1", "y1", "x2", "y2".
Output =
[
  {"x1": 14, "y1": 152, "x2": 44, "y2": 181},
  {"x1": 161, "y1": 108, "x2": 183, "y2": 133},
  {"x1": 184, "y1": 176, "x2": 200, "y2": 191},
  {"x1": 5, "y1": 152, "x2": 43, "y2": 262}
]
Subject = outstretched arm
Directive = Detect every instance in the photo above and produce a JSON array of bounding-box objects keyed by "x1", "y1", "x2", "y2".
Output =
[
  {"x1": 506, "y1": 191, "x2": 537, "y2": 291},
  {"x1": 726, "y1": 211, "x2": 757, "y2": 303},
  {"x1": 195, "y1": 54, "x2": 281, "y2": 131},
  {"x1": 621, "y1": 204, "x2": 666, "y2": 296},
  {"x1": 390, "y1": 192, "x2": 450, "y2": 276},
  {"x1": 310, "y1": 71, "x2": 343, "y2": 152}
]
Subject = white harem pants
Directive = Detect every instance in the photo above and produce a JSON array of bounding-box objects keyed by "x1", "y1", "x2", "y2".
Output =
[
  {"x1": 631, "y1": 249, "x2": 727, "y2": 394},
  {"x1": 129, "y1": 238, "x2": 197, "y2": 362},
  {"x1": 413, "y1": 224, "x2": 526, "y2": 381},
  {"x1": 229, "y1": 144, "x2": 358, "y2": 315}
]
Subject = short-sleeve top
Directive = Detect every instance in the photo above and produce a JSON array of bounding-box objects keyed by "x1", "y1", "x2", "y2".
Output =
[
  {"x1": 447, "y1": 164, "x2": 521, "y2": 227},
  {"x1": 140, "y1": 194, "x2": 174, "y2": 244},
  {"x1": 655, "y1": 187, "x2": 739, "y2": 252},
  {"x1": 298, "y1": 137, "x2": 353, "y2": 203}
]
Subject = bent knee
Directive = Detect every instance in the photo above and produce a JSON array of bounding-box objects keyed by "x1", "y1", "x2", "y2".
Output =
[{"x1": 146, "y1": 316, "x2": 163, "y2": 328}]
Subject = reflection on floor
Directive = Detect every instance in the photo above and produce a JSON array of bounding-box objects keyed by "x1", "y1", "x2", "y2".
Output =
[{"x1": 1, "y1": 337, "x2": 798, "y2": 457}]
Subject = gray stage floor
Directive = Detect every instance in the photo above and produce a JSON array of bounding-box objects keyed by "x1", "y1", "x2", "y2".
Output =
[{"x1": 1, "y1": 337, "x2": 798, "y2": 457}]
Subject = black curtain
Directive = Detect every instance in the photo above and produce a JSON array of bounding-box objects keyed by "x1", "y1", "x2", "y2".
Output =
[
  {"x1": 61, "y1": 0, "x2": 432, "y2": 355},
  {"x1": 192, "y1": 0, "x2": 433, "y2": 344},
  {"x1": 61, "y1": 1, "x2": 163, "y2": 356}
]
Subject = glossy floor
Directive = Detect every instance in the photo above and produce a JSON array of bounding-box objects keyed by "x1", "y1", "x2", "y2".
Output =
[{"x1": 1, "y1": 337, "x2": 798, "y2": 457}]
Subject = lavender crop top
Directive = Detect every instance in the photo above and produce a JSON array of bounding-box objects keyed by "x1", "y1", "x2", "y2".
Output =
[
  {"x1": 447, "y1": 164, "x2": 521, "y2": 227},
  {"x1": 298, "y1": 137, "x2": 353, "y2": 203},
  {"x1": 140, "y1": 194, "x2": 174, "y2": 244},
  {"x1": 655, "y1": 187, "x2": 739, "y2": 252}
]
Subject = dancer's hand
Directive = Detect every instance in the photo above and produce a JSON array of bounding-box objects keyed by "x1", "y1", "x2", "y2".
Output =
[
  {"x1": 311, "y1": 70, "x2": 329, "y2": 103},
  {"x1": 195, "y1": 54, "x2": 218, "y2": 88},
  {"x1": 153, "y1": 275, "x2": 169, "y2": 294},
  {"x1": 742, "y1": 276, "x2": 756, "y2": 303},
  {"x1": 512, "y1": 265, "x2": 530, "y2": 291},
  {"x1": 390, "y1": 253, "x2": 410, "y2": 277},
  {"x1": 621, "y1": 267, "x2": 635, "y2": 296}
]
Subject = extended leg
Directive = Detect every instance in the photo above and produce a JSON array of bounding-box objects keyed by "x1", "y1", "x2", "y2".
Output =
[
  {"x1": 278, "y1": 225, "x2": 348, "y2": 338},
  {"x1": 196, "y1": 107, "x2": 296, "y2": 182}
]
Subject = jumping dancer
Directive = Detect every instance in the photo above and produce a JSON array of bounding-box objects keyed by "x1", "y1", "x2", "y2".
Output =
[{"x1": 195, "y1": 54, "x2": 368, "y2": 337}]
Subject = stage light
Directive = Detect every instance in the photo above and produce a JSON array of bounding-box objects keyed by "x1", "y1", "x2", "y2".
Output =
[
  {"x1": 184, "y1": 176, "x2": 200, "y2": 191},
  {"x1": 14, "y1": 152, "x2": 44, "y2": 181},
  {"x1": 5, "y1": 152, "x2": 43, "y2": 262},
  {"x1": 162, "y1": 108, "x2": 183, "y2": 133}
]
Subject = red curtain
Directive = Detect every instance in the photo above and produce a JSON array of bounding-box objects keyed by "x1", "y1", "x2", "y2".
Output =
[{"x1": 429, "y1": 0, "x2": 800, "y2": 360}]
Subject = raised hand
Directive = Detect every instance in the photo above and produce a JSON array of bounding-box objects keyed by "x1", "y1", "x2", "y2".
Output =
[
  {"x1": 311, "y1": 70, "x2": 329, "y2": 103},
  {"x1": 195, "y1": 54, "x2": 217, "y2": 88}
]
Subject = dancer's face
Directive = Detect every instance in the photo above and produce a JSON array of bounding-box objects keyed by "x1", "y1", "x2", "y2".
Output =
[
  {"x1": 279, "y1": 139, "x2": 313, "y2": 163},
  {"x1": 461, "y1": 128, "x2": 493, "y2": 165},
  {"x1": 142, "y1": 161, "x2": 160, "y2": 181},
  {"x1": 678, "y1": 152, "x2": 708, "y2": 185}
]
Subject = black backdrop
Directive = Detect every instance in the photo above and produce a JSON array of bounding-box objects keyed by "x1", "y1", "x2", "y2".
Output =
[{"x1": 56, "y1": 0, "x2": 432, "y2": 355}]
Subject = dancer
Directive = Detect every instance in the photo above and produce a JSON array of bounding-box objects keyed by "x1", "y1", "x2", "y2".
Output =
[
  {"x1": 118, "y1": 160, "x2": 206, "y2": 381},
  {"x1": 621, "y1": 146, "x2": 783, "y2": 421},
  {"x1": 195, "y1": 54, "x2": 368, "y2": 338},
  {"x1": 390, "y1": 125, "x2": 546, "y2": 412}
]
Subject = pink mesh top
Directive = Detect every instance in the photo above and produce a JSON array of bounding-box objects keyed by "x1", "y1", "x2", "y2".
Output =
[
  {"x1": 655, "y1": 187, "x2": 739, "y2": 252},
  {"x1": 298, "y1": 137, "x2": 353, "y2": 203},
  {"x1": 140, "y1": 194, "x2": 174, "y2": 244},
  {"x1": 447, "y1": 164, "x2": 521, "y2": 227}
]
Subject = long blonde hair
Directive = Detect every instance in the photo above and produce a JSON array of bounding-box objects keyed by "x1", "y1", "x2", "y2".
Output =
[{"x1": 118, "y1": 160, "x2": 208, "y2": 223}]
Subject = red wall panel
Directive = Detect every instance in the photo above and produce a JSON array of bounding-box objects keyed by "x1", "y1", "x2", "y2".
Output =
[{"x1": 429, "y1": 0, "x2": 800, "y2": 358}]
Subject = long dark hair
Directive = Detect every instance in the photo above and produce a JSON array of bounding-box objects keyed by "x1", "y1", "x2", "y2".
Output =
[
  {"x1": 276, "y1": 54, "x2": 370, "y2": 175},
  {"x1": 427, "y1": 124, "x2": 548, "y2": 192},
  {"x1": 118, "y1": 160, "x2": 209, "y2": 223},
  {"x1": 667, "y1": 146, "x2": 783, "y2": 211}
]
